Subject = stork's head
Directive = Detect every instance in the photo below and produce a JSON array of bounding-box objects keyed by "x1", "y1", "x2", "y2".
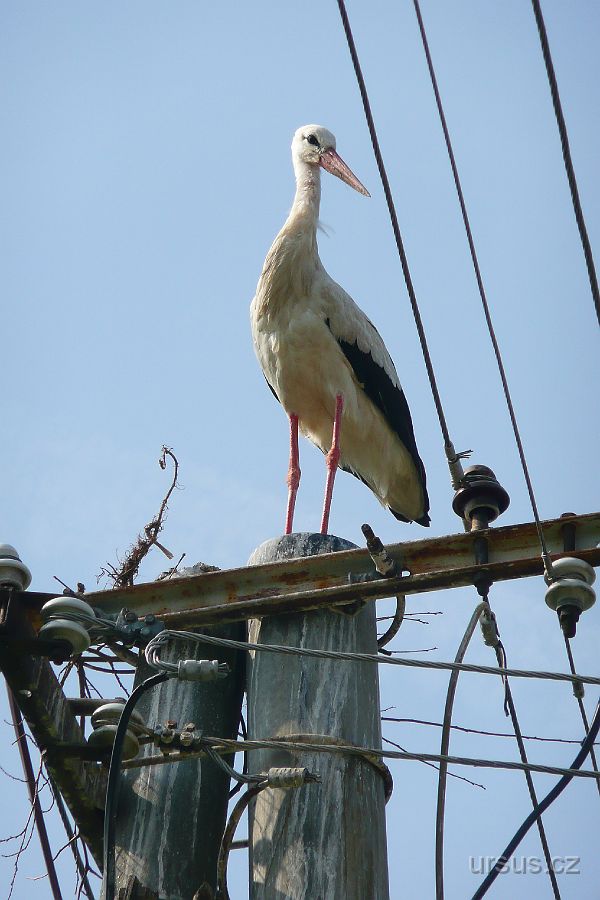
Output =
[{"x1": 292, "y1": 125, "x2": 370, "y2": 197}]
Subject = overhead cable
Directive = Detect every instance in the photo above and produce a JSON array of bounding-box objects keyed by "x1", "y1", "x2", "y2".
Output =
[
  {"x1": 471, "y1": 697, "x2": 600, "y2": 898},
  {"x1": 150, "y1": 734, "x2": 600, "y2": 783},
  {"x1": 435, "y1": 603, "x2": 486, "y2": 900},
  {"x1": 481, "y1": 602, "x2": 560, "y2": 898},
  {"x1": 382, "y1": 716, "x2": 599, "y2": 746},
  {"x1": 7, "y1": 688, "x2": 63, "y2": 900},
  {"x1": 103, "y1": 671, "x2": 168, "y2": 900},
  {"x1": 412, "y1": 0, "x2": 554, "y2": 578},
  {"x1": 144, "y1": 629, "x2": 600, "y2": 689},
  {"x1": 335, "y1": 0, "x2": 468, "y2": 486},
  {"x1": 50, "y1": 784, "x2": 96, "y2": 900},
  {"x1": 563, "y1": 635, "x2": 600, "y2": 799},
  {"x1": 530, "y1": 0, "x2": 600, "y2": 327},
  {"x1": 217, "y1": 782, "x2": 266, "y2": 900}
]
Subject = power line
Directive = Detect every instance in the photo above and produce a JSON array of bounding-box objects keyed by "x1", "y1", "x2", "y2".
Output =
[
  {"x1": 382, "y1": 734, "x2": 485, "y2": 791},
  {"x1": 471, "y1": 698, "x2": 600, "y2": 898},
  {"x1": 412, "y1": 0, "x2": 553, "y2": 578},
  {"x1": 7, "y1": 688, "x2": 63, "y2": 900},
  {"x1": 103, "y1": 671, "x2": 168, "y2": 900},
  {"x1": 563, "y1": 635, "x2": 600, "y2": 799},
  {"x1": 530, "y1": 0, "x2": 600, "y2": 327},
  {"x1": 382, "y1": 717, "x2": 598, "y2": 747},
  {"x1": 335, "y1": 0, "x2": 468, "y2": 486},
  {"x1": 433, "y1": 599, "x2": 559, "y2": 899},
  {"x1": 435, "y1": 603, "x2": 486, "y2": 900},
  {"x1": 51, "y1": 785, "x2": 96, "y2": 900},
  {"x1": 132, "y1": 734, "x2": 600, "y2": 783},
  {"x1": 488, "y1": 633, "x2": 560, "y2": 898},
  {"x1": 145, "y1": 629, "x2": 600, "y2": 689}
]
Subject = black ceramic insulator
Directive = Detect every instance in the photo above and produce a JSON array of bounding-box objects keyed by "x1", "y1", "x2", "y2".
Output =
[{"x1": 452, "y1": 465, "x2": 510, "y2": 525}]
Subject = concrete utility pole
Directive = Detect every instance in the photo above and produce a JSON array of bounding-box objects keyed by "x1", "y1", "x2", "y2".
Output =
[
  {"x1": 247, "y1": 534, "x2": 390, "y2": 900},
  {"x1": 114, "y1": 565, "x2": 245, "y2": 900}
]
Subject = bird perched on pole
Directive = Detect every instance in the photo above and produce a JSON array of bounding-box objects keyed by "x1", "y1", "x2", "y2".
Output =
[{"x1": 250, "y1": 124, "x2": 430, "y2": 535}]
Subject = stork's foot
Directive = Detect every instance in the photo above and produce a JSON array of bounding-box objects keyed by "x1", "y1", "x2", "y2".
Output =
[{"x1": 320, "y1": 394, "x2": 344, "y2": 534}]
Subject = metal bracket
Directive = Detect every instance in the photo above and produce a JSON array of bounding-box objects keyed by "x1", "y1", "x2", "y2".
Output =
[{"x1": 112, "y1": 608, "x2": 166, "y2": 646}]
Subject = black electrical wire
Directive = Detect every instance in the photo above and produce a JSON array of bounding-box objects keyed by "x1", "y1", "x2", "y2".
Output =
[
  {"x1": 102, "y1": 671, "x2": 168, "y2": 900},
  {"x1": 494, "y1": 642, "x2": 560, "y2": 900},
  {"x1": 530, "y1": 0, "x2": 600, "y2": 328},
  {"x1": 412, "y1": 0, "x2": 554, "y2": 578},
  {"x1": 471, "y1": 697, "x2": 600, "y2": 899},
  {"x1": 7, "y1": 688, "x2": 63, "y2": 900},
  {"x1": 563, "y1": 635, "x2": 600, "y2": 799},
  {"x1": 217, "y1": 781, "x2": 266, "y2": 900},
  {"x1": 335, "y1": 0, "x2": 460, "y2": 469},
  {"x1": 436, "y1": 603, "x2": 485, "y2": 900},
  {"x1": 51, "y1": 784, "x2": 96, "y2": 900},
  {"x1": 229, "y1": 712, "x2": 249, "y2": 800}
]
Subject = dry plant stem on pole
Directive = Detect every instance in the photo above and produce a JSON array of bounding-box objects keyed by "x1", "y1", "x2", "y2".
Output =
[{"x1": 100, "y1": 446, "x2": 179, "y2": 588}]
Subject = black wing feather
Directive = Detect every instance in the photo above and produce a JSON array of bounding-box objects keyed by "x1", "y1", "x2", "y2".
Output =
[
  {"x1": 327, "y1": 322, "x2": 430, "y2": 525},
  {"x1": 264, "y1": 375, "x2": 280, "y2": 403}
]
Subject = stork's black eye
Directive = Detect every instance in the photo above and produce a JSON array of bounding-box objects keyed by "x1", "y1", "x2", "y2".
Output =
[{"x1": 306, "y1": 134, "x2": 320, "y2": 147}]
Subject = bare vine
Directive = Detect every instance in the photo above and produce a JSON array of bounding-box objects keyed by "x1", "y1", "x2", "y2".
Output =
[{"x1": 99, "y1": 446, "x2": 180, "y2": 588}]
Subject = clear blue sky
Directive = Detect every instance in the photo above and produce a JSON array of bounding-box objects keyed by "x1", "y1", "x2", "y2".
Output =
[{"x1": 2, "y1": 1, "x2": 599, "y2": 897}]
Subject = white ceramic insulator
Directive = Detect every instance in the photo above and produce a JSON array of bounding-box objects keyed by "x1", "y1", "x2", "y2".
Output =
[
  {"x1": 545, "y1": 578, "x2": 595, "y2": 613},
  {"x1": 0, "y1": 544, "x2": 32, "y2": 590},
  {"x1": 88, "y1": 725, "x2": 140, "y2": 760},
  {"x1": 41, "y1": 595, "x2": 97, "y2": 622},
  {"x1": 91, "y1": 703, "x2": 145, "y2": 731},
  {"x1": 550, "y1": 556, "x2": 595, "y2": 585},
  {"x1": 38, "y1": 619, "x2": 91, "y2": 655}
]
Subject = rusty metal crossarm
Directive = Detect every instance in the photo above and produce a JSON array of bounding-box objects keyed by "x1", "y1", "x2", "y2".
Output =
[
  {"x1": 79, "y1": 513, "x2": 600, "y2": 627},
  {"x1": 0, "y1": 592, "x2": 106, "y2": 864}
]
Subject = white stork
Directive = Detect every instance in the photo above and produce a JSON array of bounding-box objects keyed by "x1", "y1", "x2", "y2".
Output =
[{"x1": 250, "y1": 124, "x2": 430, "y2": 535}]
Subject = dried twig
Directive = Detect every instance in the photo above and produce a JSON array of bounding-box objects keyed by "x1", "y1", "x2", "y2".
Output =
[
  {"x1": 382, "y1": 735, "x2": 485, "y2": 790},
  {"x1": 99, "y1": 446, "x2": 180, "y2": 588},
  {"x1": 156, "y1": 552, "x2": 187, "y2": 580}
]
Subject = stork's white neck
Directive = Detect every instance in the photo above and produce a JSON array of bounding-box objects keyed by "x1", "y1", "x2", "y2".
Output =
[{"x1": 288, "y1": 158, "x2": 321, "y2": 229}]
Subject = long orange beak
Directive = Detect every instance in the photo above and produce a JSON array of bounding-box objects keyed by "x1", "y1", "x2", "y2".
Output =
[{"x1": 319, "y1": 148, "x2": 370, "y2": 197}]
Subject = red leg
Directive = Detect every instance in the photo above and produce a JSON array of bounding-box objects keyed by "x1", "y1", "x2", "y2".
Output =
[
  {"x1": 320, "y1": 394, "x2": 344, "y2": 535},
  {"x1": 285, "y1": 413, "x2": 301, "y2": 535}
]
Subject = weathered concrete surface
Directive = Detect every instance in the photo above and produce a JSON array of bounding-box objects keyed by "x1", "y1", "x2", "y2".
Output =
[
  {"x1": 115, "y1": 564, "x2": 245, "y2": 900},
  {"x1": 247, "y1": 534, "x2": 389, "y2": 900}
]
